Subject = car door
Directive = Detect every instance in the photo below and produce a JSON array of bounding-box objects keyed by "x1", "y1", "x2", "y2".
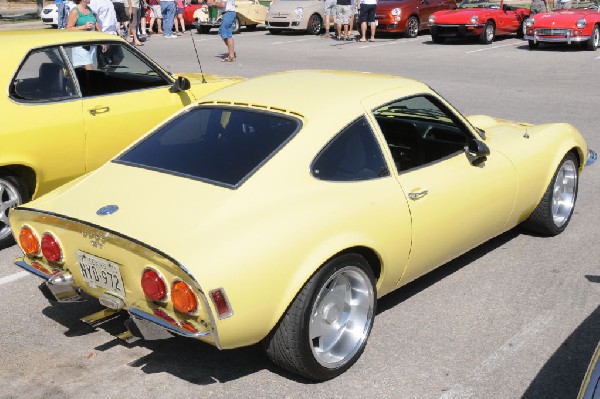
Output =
[
  {"x1": 63, "y1": 42, "x2": 195, "y2": 172},
  {"x1": 6, "y1": 46, "x2": 86, "y2": 197},
  {"x1": 368, "y1": 94, "x2": 518, "y2": 285},
  {"x1": 495, "y1": 0, "x2": 521, "y2": 34}
]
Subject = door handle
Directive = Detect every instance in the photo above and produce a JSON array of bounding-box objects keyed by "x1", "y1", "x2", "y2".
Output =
[
  {"x1": 408, "y1": 190, "x2": 429, "y2": 200},
  {"x1": 89, "y1": 106, "x2": 110, "y2": 116}
]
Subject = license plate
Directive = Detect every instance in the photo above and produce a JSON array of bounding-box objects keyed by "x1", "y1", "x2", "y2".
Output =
[{"x1": 77, "y1": 251, "x2": 125, "y2": 298}]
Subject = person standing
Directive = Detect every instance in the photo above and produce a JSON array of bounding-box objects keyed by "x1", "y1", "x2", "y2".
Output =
[
  {"x1": 111, "y1": 0, "x2": 129, "y2": 36},
  {"x1": 161, "y1": 0, "x2": 177, "y2": 38},
  {"x1": 127, "y1": 0, "x2": 143, "y2": 45},
  {"x1": 321, "y1": 0, "x2": 336, "y2": 37},
  {"x1": 67, "y1": 0, "x2": 102, "y2": 70},
  {"x1": 147, "y1": 0, "x2": 163, "y2": 34},
  {"x1": 56, "y1": 0, "x2": 68, "y2": 29},
  {"x1": 529, "y1": 0, "x2": 547, "y2": 14},
  {"x1": 90, "y1": 0, "x2": 118, "y2": 34},
  {"x1": 209, "y1": 0, "x2": 236, "y2": 61},
  {"x1": 358, "y1": 0, "x2": 376, "y2": 42},
  {"x1": 173, "y1": 0, "x2": 186, "y2": 34},
  {"x1": 335, "y1": 0, "x2": 352, "y2": 40}
]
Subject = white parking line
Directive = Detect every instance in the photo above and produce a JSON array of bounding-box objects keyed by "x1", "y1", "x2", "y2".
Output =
[
  {"x1": 357, "y1": 39, "x2": 410, "y2": 49},
  {"x1": 271, "y1": 37, "x2": 318, "y2": 45},
  {"x1": 465, "y1": 41, "x2": 521, "y2": 53},
  {"x1": 0, "y1": 271, "x2": 31, "y2": 286}
]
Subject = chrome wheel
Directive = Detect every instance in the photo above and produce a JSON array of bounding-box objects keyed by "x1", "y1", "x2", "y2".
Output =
[
  {"x1": 309, "y1": 266, "x2": 374, "y2": 368},
  {"x1": 480, "y1": 21, "x2": 495, "y2": 43},
  {"x1": 307, "y1": 14, "x2": 322, "y2": 35},
  {"x1": 406, "y1": 16, "x2": 419, "y2": 38},
  {"x1": 0, "y1": 176, "x2": 24, "y2": 245},
  {"x1": 587, "y1": 25, "x2": 599, "y2": 51},
  {"x1": 551, "y1": 159, "x2": 577, "y2": 227}
]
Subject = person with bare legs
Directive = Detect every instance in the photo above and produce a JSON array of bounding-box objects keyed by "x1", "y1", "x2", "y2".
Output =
[{"x1": 359, "y1": 0, "x2": 376, "y2": 42}]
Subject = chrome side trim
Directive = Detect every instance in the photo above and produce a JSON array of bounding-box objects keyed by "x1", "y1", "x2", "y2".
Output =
[
  {"x1": 14, "y1": 258, "x2": 50, "y2": 280},
  {"x1": 129, "y1": 307, "x2": 211, "y2": 339}
]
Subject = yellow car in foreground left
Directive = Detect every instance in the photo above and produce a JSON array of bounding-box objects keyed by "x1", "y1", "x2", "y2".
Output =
[
  {"x1": 0, "y1": 30, "x2": 242, "y2": 247},
  {"x1": 9, "y1": 70, "x2": 597, "y2": 381}
]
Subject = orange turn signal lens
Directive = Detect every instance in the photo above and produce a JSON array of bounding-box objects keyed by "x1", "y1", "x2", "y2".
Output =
[
  {"x1": 19, "y1": 226, "x2": 40, "y2": 256},
  {"x1": 180, "y1": 321, "x2": 199, "y2": 334},
  {"x1": 172, "y1": 281, "x2": 198, "y2": 314}
]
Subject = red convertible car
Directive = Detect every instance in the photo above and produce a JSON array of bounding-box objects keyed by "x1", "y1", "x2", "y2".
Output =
[
  {"x1": 375, "y1": 0, "x2": 457, "y2": 38},
  {"x1": 524, "y1": 5, "x2": 600, "y2": 50},
  {"x1": 428, "y1": 0, "x2": 529, "y2": 44}
]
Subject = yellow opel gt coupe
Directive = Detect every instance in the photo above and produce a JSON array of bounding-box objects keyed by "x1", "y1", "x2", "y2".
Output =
[
  {"x1": 0, "y1": 30, "x2": 242, "y2": 247},
  {"x1": 9, "y1": 70, "x2": 596, "y2": 380}
]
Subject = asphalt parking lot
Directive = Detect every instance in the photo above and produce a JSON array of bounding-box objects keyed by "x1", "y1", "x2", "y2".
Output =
[{"x1": 1, "y1": 22, "x2": 599, "y2": 399}]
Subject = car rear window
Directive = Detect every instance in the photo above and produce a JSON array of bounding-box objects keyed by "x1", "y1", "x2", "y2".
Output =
[{"x1": 116, "y1": 106, "x2": 300, "y2": 188}]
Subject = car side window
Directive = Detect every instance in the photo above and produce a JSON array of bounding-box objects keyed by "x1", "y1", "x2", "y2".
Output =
[
  {"x1": 312, "y1": 116, "x2": 389, "y2": 181},
  {"x1": 373, "y1": 95, "x2": 467, "y2": 172},
  {"x1": 11, "y1": 48, "x2": 78, "y2": 102},
  {"x1": 63, "y1": 43, "x2": 171, "y2": 97}
]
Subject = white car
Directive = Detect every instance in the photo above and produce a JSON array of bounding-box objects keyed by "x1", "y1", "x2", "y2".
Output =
[
  {"x1": 266, "y1": 0, "x2": 329, "y2": 35},
  {"x1": 40, "y1": 1, "x2": 75, "y2": 28}
]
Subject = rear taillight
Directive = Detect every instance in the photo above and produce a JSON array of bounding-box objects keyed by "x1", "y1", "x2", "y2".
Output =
[
  {"x1": 209, "y1": 288, "x2": 233, "y2": 319},
  {"x1": 141, "y1": 268, "x2": 167, "y2": 301},
  {"x1": 41, "y1": 233, "x2": 62, "y2": 263},
  {"x1": 153, "y1": 308, "x2": 177, "y2": 325},
  {"x1": 19, "y1": 226, "x2": 40, "y2": 256},
  {"x1": 172, "y1": 280, "x2": 198, "y2": 314}
]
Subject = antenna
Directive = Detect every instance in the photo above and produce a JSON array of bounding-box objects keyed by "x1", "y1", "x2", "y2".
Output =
[{"x1": 190, "y1": 30, "x2": 207, "y2": 83}]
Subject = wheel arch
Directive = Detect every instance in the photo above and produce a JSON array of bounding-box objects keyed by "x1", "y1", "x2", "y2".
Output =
[
  {"x1": 260, "y1": 243, "x2": 383, "y2": 345},
  {"x1": 0, "y1": 164, "x2": 36, "y2": 200}
]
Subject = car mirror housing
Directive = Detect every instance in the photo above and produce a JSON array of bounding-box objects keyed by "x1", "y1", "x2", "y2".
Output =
[
  {"x1": 465, "y1": 139, "x2": 490, "y2": 166},
  {"x1": 169, "y1": 76, "x2": 192, "y2": 93}
]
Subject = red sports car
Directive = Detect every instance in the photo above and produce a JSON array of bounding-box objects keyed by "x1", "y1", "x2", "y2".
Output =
[
  {"x1": 428, "y1": 0, "x2": 529, "y2": 44},
  {"x1": 524, "y1": 5, "x2": 600, "y2": 50},
  {"x1": 375, "y1": 0, "x2": 457, "y2": 37}
]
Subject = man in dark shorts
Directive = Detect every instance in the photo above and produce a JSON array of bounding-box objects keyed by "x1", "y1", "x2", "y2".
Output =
[
  {"x1": 112, "y1": 0, "x2": 129, "y2": 36},
  {"x1": 359, "y1": 0, "x2": 376, "y2": 42}
]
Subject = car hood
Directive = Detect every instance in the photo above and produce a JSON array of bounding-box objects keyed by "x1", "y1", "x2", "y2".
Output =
[
  {"x1": 432, "y1": 8, "x2": 493, "y2": 23},
  {"x1": 268, "y1": 0, "x2": 318, "y2": 12},
  {"x1": 531, "y1": 9, "x2": 598, "y2": 27}
]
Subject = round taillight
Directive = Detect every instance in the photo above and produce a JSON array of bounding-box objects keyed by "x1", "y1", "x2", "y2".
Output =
[
  {"x1": 19, "y1": 226, "x2": 40, "y2": 256},
  {"x1": 172, "y1": 281, "x2": 198, "y2": 313},
  {"x1": 141, "y1": 268, "x2": 167, "y2": 301},
  {"x1": 41, "y1": 233, "x2": 62, "y2": 263}
]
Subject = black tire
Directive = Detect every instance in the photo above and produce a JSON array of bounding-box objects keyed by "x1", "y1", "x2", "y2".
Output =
[
  {"x1": 479, "y1": 21, "x2": 495, "y2": 44},
  {"x1": 0, "y1": 174, "x2": 29, "y2": 248},
  {"x1": 405, "y1": 15, "x2": 419, "y2": 38},
  {"x1": 268, "y1": 28, "x2": 282, "y2": 34},
  {"x1": 586, "y1": 24, "x2": 599, "y2": 51},
  {"x1": 246, "y1": 24, "x2": 258, "y2": 31},
  {"x1": 516, "y1": 20, "x2": 525, "y2": 38},
  {"x1": 306, "y1": 13, "x2": 322, "y2": 35},
  {"x1": 264, "y1": 253, "x2": 376, "y2": 381},
  {"x1": 233, "y1": 17, "x2": 241, "y2": 34},
  {"x1": 528, "y1": 39, "x2": 539, "y2": 49},
  {"x1": 521, "y1": 153, "x2": 579, "y2": 236},
  {"x1": 197, "y1": 25, "x2": 211, "y2": 34},
  {"x1": 431, "y1": 30, "x2": 445, "y2": 43}
]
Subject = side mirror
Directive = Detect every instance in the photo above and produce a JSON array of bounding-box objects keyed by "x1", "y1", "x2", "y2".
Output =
[
  {"x1": 169, "y1": 76, "x2": 191, "y2": 93},
  {"x1": 465, "y1": 139, "x2": 490, "y2": 166}
]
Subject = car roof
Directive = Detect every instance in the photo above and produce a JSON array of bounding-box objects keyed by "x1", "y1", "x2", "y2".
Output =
[{"x1": 197, "y1": 70, "x2": 429, "y2": 121}]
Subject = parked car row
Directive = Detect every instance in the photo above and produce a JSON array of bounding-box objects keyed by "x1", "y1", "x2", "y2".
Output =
[{"x1": 42, "y1": 0, "x2": 599, "y2": 50}]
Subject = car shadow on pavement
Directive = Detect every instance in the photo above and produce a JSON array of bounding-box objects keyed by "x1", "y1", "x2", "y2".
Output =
[
  {"x1": 376, "y1": 227, "x2": 521, "y2": 314},
  {"x1": 523, "y1": 302, "x2": 600, "y2": 398}
]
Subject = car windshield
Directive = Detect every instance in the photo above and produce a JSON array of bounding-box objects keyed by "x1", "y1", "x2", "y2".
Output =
[
  {"x1": 116, "y1": 106, "x2": 300, "y2": 188},
  {"x1": 458, "y1": 0, "x2": 502, "y2": 9}
]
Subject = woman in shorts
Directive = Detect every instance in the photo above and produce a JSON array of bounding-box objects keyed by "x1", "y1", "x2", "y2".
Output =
[{"x1": 173, "y1": 0, "x2": 186, "y2": 34}]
